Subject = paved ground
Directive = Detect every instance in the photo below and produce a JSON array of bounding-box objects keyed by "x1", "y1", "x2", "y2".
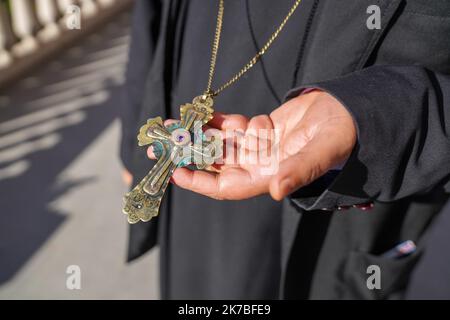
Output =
[{"x1": 0, "y1": 11, "x2": 160, "y2": 299}]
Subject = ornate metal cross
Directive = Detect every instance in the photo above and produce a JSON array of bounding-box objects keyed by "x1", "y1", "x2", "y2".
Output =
[{"x1": 123, "y1": 95, "x2": 222, "y2": 224}]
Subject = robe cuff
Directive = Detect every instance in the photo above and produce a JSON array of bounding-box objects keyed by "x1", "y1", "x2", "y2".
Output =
[{"x1": 285, "y1": 65, "x2": 449, "y2": 210}]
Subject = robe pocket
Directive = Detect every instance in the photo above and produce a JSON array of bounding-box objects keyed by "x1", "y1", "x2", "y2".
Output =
[{"x1": 341, "y1": 250, "x2": 422, "y2": 300}]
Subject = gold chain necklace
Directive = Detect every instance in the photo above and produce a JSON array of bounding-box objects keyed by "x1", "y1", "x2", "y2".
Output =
[
  {"x1": 206, "y1": 0, "x2": 303, "y2": 97},
  {"x1": 123, "y1": 0, "x2": 303, "y2": 224}
]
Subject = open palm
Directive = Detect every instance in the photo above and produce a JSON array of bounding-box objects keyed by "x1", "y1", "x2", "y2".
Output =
[{"x1": 148, "y1": 90, "x2": 356, "y2": 201}]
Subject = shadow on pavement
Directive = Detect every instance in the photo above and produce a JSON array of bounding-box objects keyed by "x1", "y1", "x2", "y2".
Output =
[{"x1": 0, "y1": 13, "x2": 130, "y2": 284}]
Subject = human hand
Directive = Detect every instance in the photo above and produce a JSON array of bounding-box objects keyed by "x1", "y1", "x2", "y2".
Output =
[
  {"x1": 122, "y1": 169, "x2": 133, "y2": 187},
  {"x1": 148, "y1": 90, "x2": 356, "y2": 200}
]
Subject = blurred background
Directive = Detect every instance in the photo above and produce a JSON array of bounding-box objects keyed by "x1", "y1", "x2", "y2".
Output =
[{"x1": 0, "y1": 0, "x2": 159, "y2": 299}]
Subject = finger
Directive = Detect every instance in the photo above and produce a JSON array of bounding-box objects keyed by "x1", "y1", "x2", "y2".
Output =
[
  {"x1": 209, "y1": 112, "x2": 249, "y2": 131},
  {"x1": 214, "y1": 147, "x2": 257, "y2": 169},
  {"x1": 146, "y1": 119, "x2": 181, "y2": 160},
  {"x1": 172, "y1": 167, "x2": 269, "y2": 200},
  {"x1": 240, "y1": 115, "x2": 275, "y2": 152},
  {"x1": 164, "y1": 119, "x2": 180, "y2": 126},
  {"x1": 171, "y1": 168, "x2": 221, "y2": 198},
  {"x1": 122, "y1": 169, "x2": 133, "y2": 186},
  {"x1": 247, "y1": 114, "x2": 274, "y2": 131},
  {"x1": 203, "y1": 126, "x2": 224, "y2": 141},
  {"x1": 269, "y1": 133, "x2": 344, "y2": 201},
  {"x1": 147, "y1": 145, "x2": 156, "y2": 160}
]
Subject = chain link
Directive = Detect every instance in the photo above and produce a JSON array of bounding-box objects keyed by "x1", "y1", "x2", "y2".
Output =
[{"x1": 205, "y1": 0, "x2": 303, "y2": 97}]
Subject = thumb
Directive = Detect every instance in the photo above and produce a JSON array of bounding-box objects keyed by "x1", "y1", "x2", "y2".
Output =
[{"x1": 269, "y1": 134, "x2": 343, "y2": 201}]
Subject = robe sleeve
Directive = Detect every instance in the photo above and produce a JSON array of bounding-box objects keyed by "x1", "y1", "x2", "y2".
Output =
[
  {"x1": 119, "y1": 0, "x2": 163, "y2": 261},
  {"x1": 119, "y1": 0, "x2": 162, "y2": 171},
  {"x1": 285, "y1": 65, "x2": 450, "y2": 211}
]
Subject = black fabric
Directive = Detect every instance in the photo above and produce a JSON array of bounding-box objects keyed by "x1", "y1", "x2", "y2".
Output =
[
  {"x1": 283, "y1": 190, "x2": 449, "y2": 299},
  {"x1": 283, "y1": 207, "x2": 332, "y2": 299},
  {"x1": 407, "y1": 200, "x2": 450, "y2": 299},
  {"x1": 280, "y1": 0, "x2": 450, "y2": 299},
  {"x1": 121, "y1": 0, "x2": 320, "y2": 299},
  {"x1": 119, "y1": 0, "x2": 166, "y2": 259},
  {"x1": 286, "y1": 65, "x2": 450, "y2": 210},
  {"x1": 119, "y1": 0, "x2": 162, "y2": 172},
  {"x1": 120, "y1": 0, "x2": 450, "y2": 299}
]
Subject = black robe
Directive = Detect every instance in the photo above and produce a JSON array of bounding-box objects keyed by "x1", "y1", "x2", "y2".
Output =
[
  {"x1": 407, "y1": 200, "x2": 450, "y2": 299},
  {"x1": 119, "y1": 0, "x2": 450, "y2": 299}
]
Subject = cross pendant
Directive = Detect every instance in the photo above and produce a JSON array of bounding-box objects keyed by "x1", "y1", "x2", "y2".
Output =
[{"x1": 122, "y1": 95, "x2": 222, "y2": 224}]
